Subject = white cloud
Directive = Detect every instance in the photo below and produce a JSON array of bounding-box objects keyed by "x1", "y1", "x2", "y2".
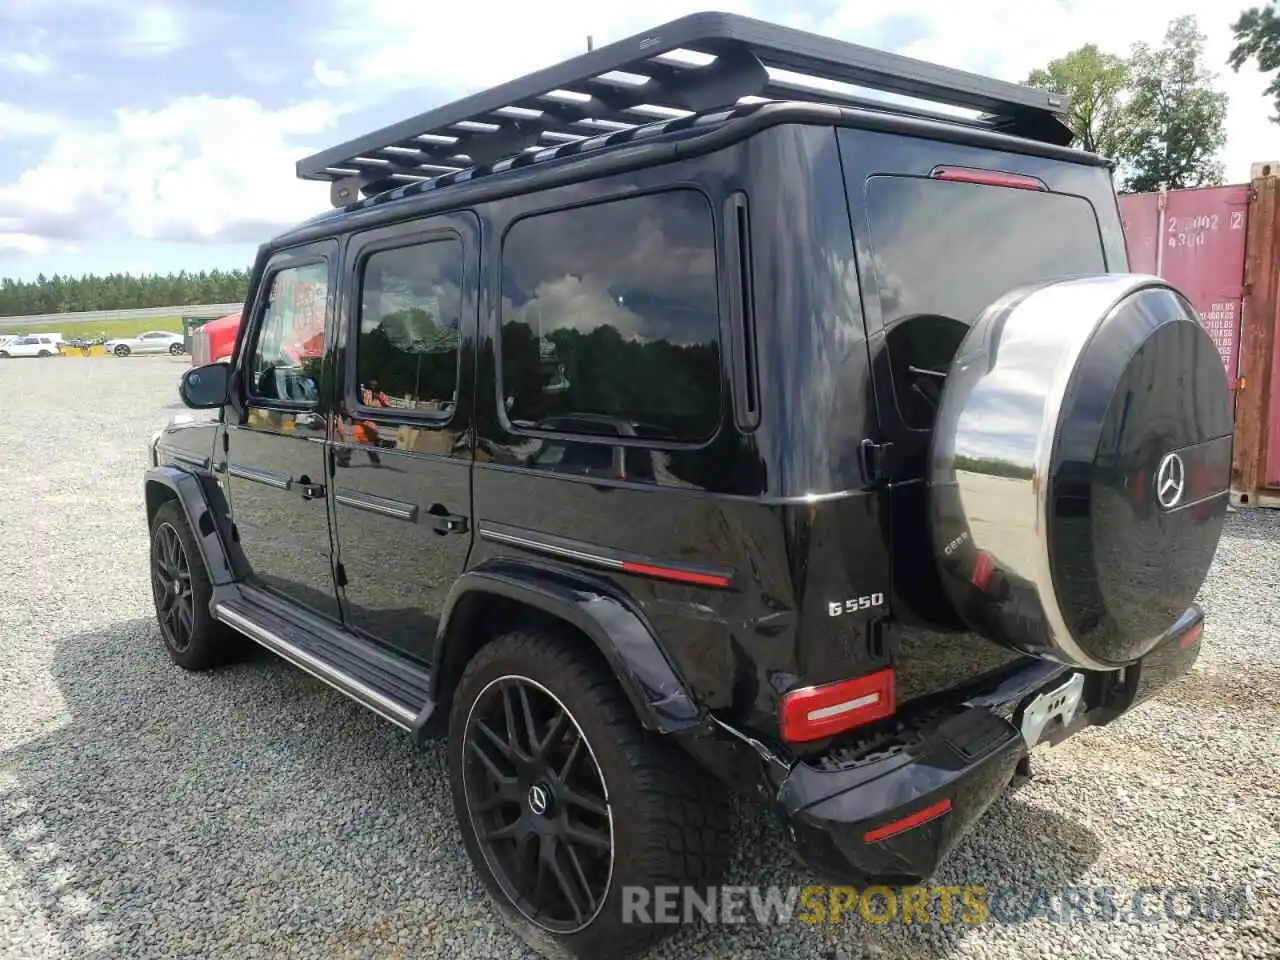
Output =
[
  {"x1": 0, "y1": 103, "x2": 63, "y2": 139},
  {"x1": 116, "y1": 3, "x2": 185, "y2": 56},
  {"x1": 5, "y1": 51, "x2": 54, "y2": 75},
  {"x1": 313, "y1": 0, "x2": 768, "y2": 97},
  {"x1": 0, "y1": 231, "x2": 53, "y2": 254},
  {"x1": 0, "y1": 96, "x2": 338, "y2": 250}
]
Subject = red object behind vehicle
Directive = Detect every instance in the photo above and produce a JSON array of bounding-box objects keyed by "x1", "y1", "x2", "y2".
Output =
[{"x1": 191, "y1": 312, "x2": 242, "y2": 366}]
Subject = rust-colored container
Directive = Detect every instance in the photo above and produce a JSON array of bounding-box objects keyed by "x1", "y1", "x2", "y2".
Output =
[{"x1": 1117, "y1": 185, "x2": 1250, "y2": 401}]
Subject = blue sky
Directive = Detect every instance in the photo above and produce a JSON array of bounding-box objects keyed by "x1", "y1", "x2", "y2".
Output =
[{"x1": 0, "y1": 0, "x2": 1274, "y2": 283}]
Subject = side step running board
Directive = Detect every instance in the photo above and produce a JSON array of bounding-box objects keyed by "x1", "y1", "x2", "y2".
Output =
[{"x1": 214, "y1": 594, "x2": 434, "y2": 733}]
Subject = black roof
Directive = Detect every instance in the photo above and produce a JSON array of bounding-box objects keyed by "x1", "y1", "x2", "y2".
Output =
[{"x1": 296, "y1": 11, "x2": 1073, "y2": 208}]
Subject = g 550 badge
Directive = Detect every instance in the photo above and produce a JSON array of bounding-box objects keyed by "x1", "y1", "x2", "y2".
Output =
[{"x1": 828, "y1": 592, "x2": 885, "y2": 617}]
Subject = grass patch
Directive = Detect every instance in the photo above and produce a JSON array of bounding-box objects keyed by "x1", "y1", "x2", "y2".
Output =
[{"x1": 5, "y1": 317, "x2": 183, "y2": 339}]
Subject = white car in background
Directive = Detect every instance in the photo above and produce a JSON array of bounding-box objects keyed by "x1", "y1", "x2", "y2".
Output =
[
  {"x1": 0, "y1": 334, "x2": 62, "y2": 358},
  {"x1": 105, "y1": 330, "x2": 186, "y2": 357}
]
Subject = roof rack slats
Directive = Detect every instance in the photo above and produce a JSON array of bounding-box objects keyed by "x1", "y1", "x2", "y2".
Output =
[{"x1": 299, "y1": 10, "x2": 1072, "y2": 207}]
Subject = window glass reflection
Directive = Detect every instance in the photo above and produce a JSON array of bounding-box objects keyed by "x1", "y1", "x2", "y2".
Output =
[
  {"x1": 500, "y1": 190, "x2": 722, "y2": 443},
  {"x1": 864, "y1": 177, "x2": 1107, "y2": 430},
  {"x1": 248, "y1": 261, "x2": 328, "y2": 403},
  {"x1": 864, "y1": 176, "x2": 1107, "y2": 328},
  {"x1": 357, "y1": 239, "x2": 463, "y2": 416}
]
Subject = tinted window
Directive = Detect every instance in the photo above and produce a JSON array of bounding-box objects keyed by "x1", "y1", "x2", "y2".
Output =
[
  {"x1": 864, "y1": 176, "x2": 1107, "y2": 428},
  {"x1": 499, "y1": 190, "x2": 721, "y2": 443},
  {"x1": 356, "y1": 239, "x2": 463, "y2": 416},
  {"x1": 248, "y1": 261, "x2": 328, "y2": 404}
]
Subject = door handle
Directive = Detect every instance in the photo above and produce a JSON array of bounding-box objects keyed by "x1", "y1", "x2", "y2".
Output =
[
  {"x1": 429, "y1": 513, "x2": 468, "y2": 535},
  {"x1": 299, "y1": 481, "x2": 325, "y2": 500}
]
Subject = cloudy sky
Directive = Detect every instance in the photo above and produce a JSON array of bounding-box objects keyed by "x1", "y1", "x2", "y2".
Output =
[{"x1": 0, "y1": 0, "x2": 1275, "y2": 282}]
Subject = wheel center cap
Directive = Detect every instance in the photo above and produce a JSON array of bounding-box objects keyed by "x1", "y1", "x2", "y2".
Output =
[
  {"x1": 527, "y1": 783, "x2": 551, "y2": 816},
  {"x1": 172, "y1": 580, "x2": 181, "y2": 594}
]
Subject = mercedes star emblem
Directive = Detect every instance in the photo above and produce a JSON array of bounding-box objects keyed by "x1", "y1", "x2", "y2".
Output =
[
  {"x1": 1156, "y1": 452, "x2": 1187, "y2": 510},
  {"x1": 527, "y1": 784, "x2": 549, "y2": 816}
]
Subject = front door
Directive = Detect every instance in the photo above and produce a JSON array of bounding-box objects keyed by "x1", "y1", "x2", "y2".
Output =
[
  {"x1": 224, "y1": 241, "x2": 340, "y2": 621},
  {"x1": 329, "y1": 213, "x2": 479, "y2": 662}
]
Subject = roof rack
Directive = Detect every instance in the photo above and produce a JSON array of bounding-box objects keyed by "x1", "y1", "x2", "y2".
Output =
[{"x1": 298, "y1": 11, "x2": 1073, "y2": 208}]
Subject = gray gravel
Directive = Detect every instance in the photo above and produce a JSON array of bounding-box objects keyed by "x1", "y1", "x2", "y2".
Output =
[{"x1": 0, "y1": 357, "x2": 1276, "y2": 960}]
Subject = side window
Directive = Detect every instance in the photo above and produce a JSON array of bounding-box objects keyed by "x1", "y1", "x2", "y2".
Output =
[
  {"x1": 247, "y1": 261, "x2": 329, "y2": 405},
  {"x1": 355, "y1": 238, "x2": 463, "y2": 416},
  {"x1": 499, "y1": 189, "x2": 722, "y2": 443}
]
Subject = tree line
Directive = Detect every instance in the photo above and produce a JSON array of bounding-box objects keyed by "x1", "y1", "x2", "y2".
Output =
[
  {"x1": 1027, "y1": 8, "x2": 1278, "y2": 192},
  {"x1": 0, "y1": 269, "x2": 250, "y2": 318}
]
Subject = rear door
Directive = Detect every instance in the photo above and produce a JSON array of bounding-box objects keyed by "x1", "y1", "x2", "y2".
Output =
[
  {"x1": 836, "y1": 127, "x2": 1128, "y2": 694},
  {"x1": 329, "y1": 212, "x2": 479, "y2": 664}
]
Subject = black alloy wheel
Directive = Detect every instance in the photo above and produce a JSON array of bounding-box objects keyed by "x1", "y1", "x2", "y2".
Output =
[
  {"x1": 461, "y1": 674, "x2": 613, "y2": 934},
  {"x1": 151, "y1": 520, "x2": 195, "y2": 653}
]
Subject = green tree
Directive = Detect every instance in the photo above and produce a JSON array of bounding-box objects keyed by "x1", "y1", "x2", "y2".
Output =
[
  {"x1": 1121, "y1": 15, "x2": 1228, "y2": 192},
  {"x1": 1026, "y1": 45, "x2": 1130, "y2": 156},
  {"x1": 1229, "y1": 2, "x2": 1280, "y2": 123},
  {"x1": 0, "y1": 268, "x2": 251, "y2": 317}
]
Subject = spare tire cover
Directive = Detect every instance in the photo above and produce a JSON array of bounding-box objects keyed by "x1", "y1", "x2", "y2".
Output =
[{"x1": 928, "y1": 274, "x2": 1232, "y2": 669}]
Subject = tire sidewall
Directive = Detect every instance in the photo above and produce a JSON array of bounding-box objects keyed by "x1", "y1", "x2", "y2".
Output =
[
  {"x1": 447, "y1": 638, "x2": 667, "y2": 958},
  {"x1": 149, "y1": 500, "x2": 221, "y2": 669}
]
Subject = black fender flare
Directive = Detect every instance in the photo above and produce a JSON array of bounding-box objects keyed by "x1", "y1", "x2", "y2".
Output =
[
  {"x1": 432, "y1": 558, "x2": 702, "y2": 735},
  {"x1": 143, "y1": 465, "x2": 247, "y2": 587}
]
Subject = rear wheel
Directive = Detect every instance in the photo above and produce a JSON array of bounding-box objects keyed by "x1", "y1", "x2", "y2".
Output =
[
  {"x1": 115, "y1": 344, "x2": 130, "y2": 357},
  {"x1": 448, "y1": 629, "x2": 732, "y2": 959},
  {"x1": 37, "y1": 350, "x2": 50, "y2": 357},
  {"x1": 169, "y1": 343, "x2": 184, "y2": 356},
  {"x1": 149, "y1": 499, "x2": 238, "y2": 670}
]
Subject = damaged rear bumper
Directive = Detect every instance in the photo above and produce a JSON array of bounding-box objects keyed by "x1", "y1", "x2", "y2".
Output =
[{"x1": 769, "y1": 605, "x2": 1204, "y2": 884}]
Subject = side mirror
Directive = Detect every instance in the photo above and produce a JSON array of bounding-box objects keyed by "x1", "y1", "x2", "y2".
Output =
[{"x1": 179, "y1": 362, "x2": 231, "y2": 409}]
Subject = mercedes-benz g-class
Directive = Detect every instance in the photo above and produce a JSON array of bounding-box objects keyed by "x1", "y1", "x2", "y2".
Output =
[{"x1": 144, "y1": 12, "x2": 1231, "y2": 958}]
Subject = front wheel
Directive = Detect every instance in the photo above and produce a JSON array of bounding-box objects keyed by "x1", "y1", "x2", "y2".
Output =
[
  {"x1": 448, "y1": 629, "x2": 732, "y2": 959},
  {"x1": 149, "y1": 499, "x2": 239, "y2": 670},
  {"x1": 114, "y1": 344, "x2": 130, "y2": 357}
]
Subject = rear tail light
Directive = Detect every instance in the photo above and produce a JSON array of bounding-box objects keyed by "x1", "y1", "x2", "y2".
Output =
[
  {"x1": 779, "y1": 668, "x2": 895, "y2": 743},
  {"x1": 931, "y1": 165, "x2": 1047, "y2": 191}
]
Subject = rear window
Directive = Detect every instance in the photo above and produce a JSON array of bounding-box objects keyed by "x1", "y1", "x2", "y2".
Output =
[{"x1": 863, "y1": 175, "x2": 1107, "y2": 428}]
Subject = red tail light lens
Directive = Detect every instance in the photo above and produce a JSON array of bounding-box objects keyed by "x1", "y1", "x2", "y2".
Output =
[
  {"x1": 779, "y1": 668, "x2": 896, "y2": 743},
  {"x1": 971, "y1": 550, "x2": 995, "y2": 591},
  {"x1": 931, "y1": 165, "x2": 1047, "y2": 191},
  {"x1": 864, "y1": 797, "x2": 953, "y2": 843},
  {"x1": 1178, "y1": 622, "x2": 1204, "y2": 648}
]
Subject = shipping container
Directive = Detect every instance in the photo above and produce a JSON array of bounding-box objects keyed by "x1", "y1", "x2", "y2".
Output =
[
  {"x1": 1117, "y1": 185, "x2": 1251, "y2": 406},
  {"x1": 1232, "y1": 175, "x2": 1280, "y2": 504}
]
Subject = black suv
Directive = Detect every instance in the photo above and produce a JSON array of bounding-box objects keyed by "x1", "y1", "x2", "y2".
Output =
[{"x1": 144, "y1": 12, "x2": 1232, "y2": 959}]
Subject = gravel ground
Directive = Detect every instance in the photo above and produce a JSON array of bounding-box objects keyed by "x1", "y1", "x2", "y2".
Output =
[{"x1": 0, "y1": 357, "x2": 1276, "y2": 960}]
